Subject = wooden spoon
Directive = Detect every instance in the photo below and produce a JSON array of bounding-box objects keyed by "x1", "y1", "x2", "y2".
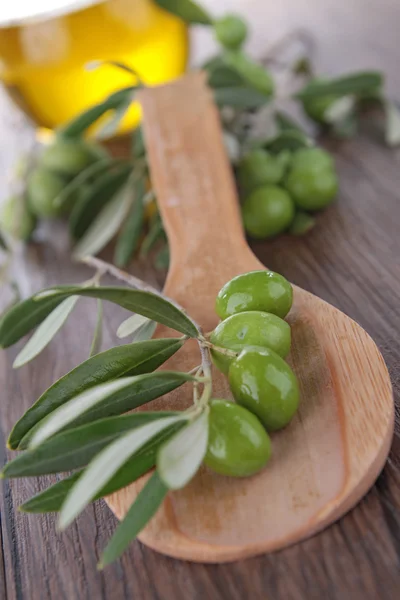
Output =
[{"x1": 107, "y1": 72, "x2": 394, "y2": 563}]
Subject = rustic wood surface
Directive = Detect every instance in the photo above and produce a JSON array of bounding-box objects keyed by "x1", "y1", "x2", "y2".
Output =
[{"x1": 1, "y1": 0, "x2": 400, "y2": 598}]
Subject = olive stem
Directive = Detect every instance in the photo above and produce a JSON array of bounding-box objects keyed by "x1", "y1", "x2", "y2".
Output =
[{"x1": 200, "y1": 339, "x2": 238, "y2": 359}]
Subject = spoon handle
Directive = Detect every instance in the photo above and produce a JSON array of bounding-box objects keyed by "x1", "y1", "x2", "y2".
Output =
[{"x1": 138, "y1": 72, "x2": 249, "y2": 271}]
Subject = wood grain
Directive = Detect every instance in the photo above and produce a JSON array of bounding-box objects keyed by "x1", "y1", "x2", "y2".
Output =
[
  {"x1": 105, "y1": 72, "x2": 394, "y2": 562},
  {"x1": 1, "y1": 0, "x2": 400, "y2": 597}
]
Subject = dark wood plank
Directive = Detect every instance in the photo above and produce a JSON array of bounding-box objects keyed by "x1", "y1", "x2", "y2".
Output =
[{"x1": 1, "y1": 0, "x2": 400, "y2": 597}]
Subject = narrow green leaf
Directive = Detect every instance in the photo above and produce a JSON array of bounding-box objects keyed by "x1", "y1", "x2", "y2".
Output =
[
  {"x1": 154, "y1": 246, "x2": 170, "y2": 270},
  {"x1": 89, "y1": 300, "x2": 103, "y2": 357},
  {"x1": 265, "y1": 130, "x2": 313, "y2": 154},
  {"x1": 140, "y1": 216, "x2": 165, "y2": 257},
  {"x1": 4, "y1": 412, "x2": 178, "y2": 477},
  {"x1": 96, "y1": 98, "x2": 132, "y2": 140},
  {"x1": 275, "y1": 111, "x2": 305, "y2": 133},
  {"x1": 324, "y1": 95, "x2": 355, "y2": 124},
  {"x1": 214, "y1": 86, "x2": 270, "y2": 109},
  {"x1": 47, "y1": 286, "x2": 198, "y2": 337},
  {"x1": 0, "y1": 229, "x2": 8, "y2": 251},
  {"x1": 8, "y1": 338, "x2": 184, "y2": 449},
  {"x1": 296, "y1": 71, "x2": 383, "y2": 100},
  {"x1": 59, "y1": 86, "x2": 136, "y2": 138},
  {"x1": 117, "y1": 314, "x2": 150, "y2": 339},
  {"x1": 154, "y1": 0, "x2": 212, "y2": 25},
  {"x1": 289, "y1": 211, "x2": 316, "y2": 236},
  {"x1": 223, "y1": 51, "x2": 274, "y2": 96},
  {"x1": 73, "y1": 174, "x2": 136, "y2": 258},
  {"x1": 385, "y1": 101, "x2": 400, "y2": 147},
  {"x1": 29, "y1": 372, "x2": 195, "y2": 448},
  {"x1": 131, "y1": 126, "x2": 145, "y2": 158},
  {"x1": 19, "y1": 422, "x2": 184, "y2": 512},
  {"x1": 58, "y1": 415, "x2": 185, "y2": 529},
  {"x1": 207, "y1": 64, "x2": 245, "y2": 88},
  {"x1": 131, "y1": 321, "x2": 157, "y2": 342},
  {"x1": 54, "y1": 158, "x2": 114, "y2": 210},
  {"x1": 87, "y1": 60, "x2": 142, "y2": 82},
  {"x1": 13, "y1": 296, "x2": 79, "y2": 369},
  {"x1": 158, "y1": 410, "x2": 209, "y2": 490},
  {"x1": 99, "y1": 471, "x2": 167, "y2": 568},
  {"x1": 0, "y1": 293, "x2": 71, "y2": 349},
  {"x1": 69, "y1": 165, "x2": 132, "y2": 240},
  {"x1": 114, "y1": 178, "x2": 145, "y2": 267}
]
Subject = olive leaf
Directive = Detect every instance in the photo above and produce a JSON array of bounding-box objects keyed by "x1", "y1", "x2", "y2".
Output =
[
  {"x1": 296, "y1": 71, "x2": 383, "y2": 100},
  {"x1": 132, "y1": 126, "x2": 145, "y2": 158},
  {"x1": 0, "y1": 291, "x2": 75, "y2": 349},
  {"x1": 28, "y1": 372, "x2": 196, "y2": 448},
  {"x1": 154, "y1": 0, "x2": 212, "y2": 25},
  {"x1": 207, "y1": 64, "x2": 245, "y2": 88},
  {"x1": 89, "y1": 300, "x2": 103, "y2": 357},
  {"x1": 58, "y1": 414, "x2": 186, "y2": 529},
  {"x1": 385, "y1": 101, "x2": 400, "y2": 147},
  {"x1": 34, "y1": 286, "x2": 198, "y2": 337},
  {"x1": 0, "y1": 229, "x2": 9, "y2": 251},
  {"x1": 8, "y1": 338, "x2": 184, "y2": 449},
  {"x1": 265, "y1": 130, "x2": 313, "y2": 154},
  {"x1": 154, "y1": 246, "x2": 170, "y2": 271},
  {"x1": 132, "y1": 320, "x2": 158, "y2": 342},
  {"x1": 69, "y1": 164, "x2": 132, "y2": 240},
  {"x1": 114, "y1": 178, "x2": 145, "y2": 267},
  {"x1": 157, "y1": 409, "x2": 209, "y2": 490},
  {"x1": 13, "y1": 296, "x2": 79, "y2": 369},
  {"x1": 117, "y1": 314, "x2": 150, "y2": 339},
  {"x1": 73, "y1": 173, "x2": 136, "y2": 258},
  {"x1": 54, "y1": 158, "x2": 115, "y2": 210},
  {"x1": 96, "y1": 99, "x2": 132, "y2": 140},
  {"x1": 140, "y1": 215, "x2": 165, "y2": 258},
  {"x1": 324, "y1": 95, "x2": 356, "y2": 124},
  {"x1": 289, "y1": 211, "x2": 316, "y2": 236},
  {"x1": 59, "y1": 86, "x2": 137, "y2": 138},
  {"x1": 223, "y1": 51, "x2": 274, "y2": 96},
  {"x1": 214, "y1": 87, "x2": 270, "y2": 109},
  {"x1": 87, "y1": 60, "x2": 143, "y2": 83},
  {"x1": 3, "y1": 411, "x2": 178, "y2": 477},
  {"x1": 19, "y1": 422, "x2": 184, "y2": 512},
  {"x1": 275, "y1": 111, "x2": 305, "y2": 133},
  {"x1": 98, "y1": 471, "x2": 168, "y2": 568}
]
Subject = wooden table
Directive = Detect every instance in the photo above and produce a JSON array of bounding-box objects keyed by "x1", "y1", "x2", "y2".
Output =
[{"x1": 1, "y1": 1, "x2": 400, "y2": 598}]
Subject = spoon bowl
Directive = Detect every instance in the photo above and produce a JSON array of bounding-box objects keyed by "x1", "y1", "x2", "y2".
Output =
[{"x1": 107, "y1": 72, "x2": 394, "y2": 562}]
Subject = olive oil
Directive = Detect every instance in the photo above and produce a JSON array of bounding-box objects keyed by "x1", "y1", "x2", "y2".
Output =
[{"x1": 0, "y1": 0, "x2": 188, "y2": 134}]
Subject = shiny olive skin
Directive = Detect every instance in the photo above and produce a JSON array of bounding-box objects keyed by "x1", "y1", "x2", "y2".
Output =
[
  {"x1": 285, "y1": 147, "x2": 338, "y2": 211},
  {"x1": 215, "y1": 270, "x2": 293, "y2": 320},
  {"x1": 242, "y1": 185, "x2": 295, "y2": 239},
  {"x1": 204, "y1": 399, "x2": 272, "y2": 477},
  {"x1": 41, "y1": 139, "x2": 108, "y2": 177},
  {"x1": 238, "y1": 149, "x2": 286, "y2": 193},
  {"x1": 210, "y1": 310, "x2": 291, "y2": 374},
  {"x1": 0, "y1": 196, "x2": 36, "y2": 241},
  {"x1": 229, "y1": 347, "x2": 299, "y2": 431},
  {"x1": 214, "y1": 14, "x2": 247, "y2": 49},
  {"x1": 27, "y1": 168, "x2": 67, "y2": 218}
]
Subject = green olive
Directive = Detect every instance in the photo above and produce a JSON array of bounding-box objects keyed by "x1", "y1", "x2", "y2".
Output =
[
  {"x1": 229, "y1": 347, "x2": 299, "y2": 431},
  {"x1": 214, "y1": 14, "x2": 247, "y2": 49},
  {"x1": 40, "y1": 138, "x2": 108, "y2": 178},
  {"x1": 285, "y1": 148, "x2": 338, "y2": 211},
  {"x1": 27, "y1": 168, "x2": 67, "y2": 218},
  {"x1": 0, "y1": 196, "x2": 36, "y2": 241},
  {"x1": 238, "y1": 150, "x2": 287, "y2": 193},
  {"x1": 210, "y1": 310, "x2": 291, "y2": 374},
  {"x1": 216, "y1": 270, "x2": 293, "y2": 320},
  {"x1": 204, "y1": 399, "x2": 271, "y2": 477},
  {"x1": 242, "y1": 185, "x2": 295, "y2": 239}
]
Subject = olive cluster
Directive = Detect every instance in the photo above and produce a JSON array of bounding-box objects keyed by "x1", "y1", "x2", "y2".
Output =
[
  {"x1": 0, "y1": 138, "x2": 107, "y2": 241},
  {"x1": 239, "y1": 147, "x2": 338, "y2": 240},
  {"x1": 205, "y1": 270, "x2": 298, "y2": 477}
]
